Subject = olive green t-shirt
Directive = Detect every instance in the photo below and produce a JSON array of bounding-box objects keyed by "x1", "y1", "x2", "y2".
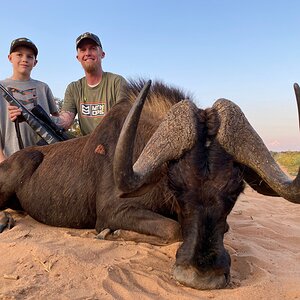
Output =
[{"x1": 62, "y1": 72, "x2": 127, "y2": 135}]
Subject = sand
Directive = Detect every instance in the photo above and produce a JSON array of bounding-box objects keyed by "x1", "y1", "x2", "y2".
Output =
[{"x1": 0, "y1": 187, "x2": 299, "y2": 300}]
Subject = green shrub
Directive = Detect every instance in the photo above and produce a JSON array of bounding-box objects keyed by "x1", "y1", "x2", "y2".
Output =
[{"x1": 272, "y1": 151, "x2": 300, "y2": 176}]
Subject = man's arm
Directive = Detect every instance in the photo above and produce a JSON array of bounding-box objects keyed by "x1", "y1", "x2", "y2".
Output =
[
  {"x1": 51, "y1": 111, "x2": 75, "y2": 130},
  {"x1": 0, "y1": 148, "x2": 6, "y2": 163}
]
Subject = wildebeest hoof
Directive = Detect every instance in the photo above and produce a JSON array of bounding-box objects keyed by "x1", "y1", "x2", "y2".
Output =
[
  {"x1": 95, "y1": 228, "x2": 112, "y2": 239},
  {"x1": 0, "y1": 211, "x2": 15, "y2": 233},
  {"x1": 112, "y1": 229, "x2": 121, "y2": 237}
]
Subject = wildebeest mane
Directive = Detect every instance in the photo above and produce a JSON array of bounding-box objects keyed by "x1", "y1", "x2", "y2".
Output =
[{"x1": 124, "y1": 78, "x2": 193, "y2": 119}]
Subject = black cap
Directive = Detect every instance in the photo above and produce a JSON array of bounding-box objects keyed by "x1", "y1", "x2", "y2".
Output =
[
  {"x1": 10, "y1": 37, "x2": 38, "y2": 57},
  {"x1": 76, "y1": 32, "x2": 102, "y2": 49}
]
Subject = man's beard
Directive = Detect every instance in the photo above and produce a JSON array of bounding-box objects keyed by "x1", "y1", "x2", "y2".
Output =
[{"x1": 82, "y1": 61, "x2": 99, "y2": 74}]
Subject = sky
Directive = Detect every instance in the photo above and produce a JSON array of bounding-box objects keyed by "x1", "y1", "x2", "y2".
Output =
[{"x1": 0, "y1": 0, "x2": 299, "y2": 151}]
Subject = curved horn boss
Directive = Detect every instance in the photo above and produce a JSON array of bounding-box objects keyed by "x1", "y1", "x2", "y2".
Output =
[{"x1": 213, "y1": 86, "x2": 300, "y2": 204}]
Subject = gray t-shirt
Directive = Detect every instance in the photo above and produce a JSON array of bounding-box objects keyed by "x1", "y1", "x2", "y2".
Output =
[{"x1": 0, "y1": 78, "x2": 58, "y2": 157}]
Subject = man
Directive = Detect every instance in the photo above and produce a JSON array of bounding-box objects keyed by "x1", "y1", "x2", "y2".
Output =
[
  {"x1": 54, "y1": 32, "x2": 127, "y2": 135},
  {"x1": 0, "y1": 38, "x2": 58, "y2": 163}
]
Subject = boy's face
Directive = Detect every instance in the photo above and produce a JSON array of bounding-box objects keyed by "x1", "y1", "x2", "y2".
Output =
[{"x1": 8, "y1": 46, "x2": 37, "y2": 77}]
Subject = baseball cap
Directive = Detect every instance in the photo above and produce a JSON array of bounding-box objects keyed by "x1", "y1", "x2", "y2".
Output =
[
  {"x1": 9, "y1": 37, "x2": 38, "y2": 57},
  {"x1": 76, "y1": 32, "x2": 102, "y2": 49}
]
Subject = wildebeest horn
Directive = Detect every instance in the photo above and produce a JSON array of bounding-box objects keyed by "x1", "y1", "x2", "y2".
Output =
[
  {"x1": 293, "y1": 83, "x2": 300, "y2": 131},
  {"x1": 114, "y1": 81, "x2": 198, "y2": 197},
  {"x1": 114, "y1": 80, "x2": 152, "y2": 196},
  {"x1": 213, "y1": 98, "x2": 300, "y2": 204}
]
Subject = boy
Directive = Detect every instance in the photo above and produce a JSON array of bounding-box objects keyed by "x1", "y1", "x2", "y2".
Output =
[{"x1": 0, "y1": 37, "x2": 58, "y2": 162}]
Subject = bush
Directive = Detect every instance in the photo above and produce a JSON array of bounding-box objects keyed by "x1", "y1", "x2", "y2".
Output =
[{"x1": 272, "y1": 151, "x2": 300, "y2": 176}]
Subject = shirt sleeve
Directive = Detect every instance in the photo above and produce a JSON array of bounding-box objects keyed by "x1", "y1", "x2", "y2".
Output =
[
  {"x1": 62, "y1": 82, "x2": 78, "y2": 115},
  {"x1": 115, "y1": 76, "x2": 127, "y2": 103}
]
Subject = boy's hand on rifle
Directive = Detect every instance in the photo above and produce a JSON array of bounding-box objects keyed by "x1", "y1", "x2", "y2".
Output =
[{"x1": 8, "y1": 105, "x2": 23, "y2": 122}]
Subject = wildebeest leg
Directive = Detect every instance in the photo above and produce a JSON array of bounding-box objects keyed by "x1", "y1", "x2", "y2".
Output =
[
  {"x1": 0, "y1": 211, "x2": 15, "y2": 233},
  {"x1": 0, "y1": 150, "x2": 44, "y2": 232},
  {"x1": 0, "y1": 150, "x2": 43, "y2": 200},
  {"x1": 96, "y1": 210, "x2": 182, "y2": 246}
]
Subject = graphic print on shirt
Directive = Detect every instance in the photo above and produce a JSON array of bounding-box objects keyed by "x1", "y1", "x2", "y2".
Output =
[
  {"x1": 8, "y1": 87, "x2": 37, "y2": 110},
  {"x1": 80, "y1": 102, "x2": 106, "y2": 118}
]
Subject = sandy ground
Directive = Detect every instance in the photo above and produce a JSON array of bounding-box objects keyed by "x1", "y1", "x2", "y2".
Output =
[{"x1": 0, "y1": 187, "x2": 299, "y2": 300}]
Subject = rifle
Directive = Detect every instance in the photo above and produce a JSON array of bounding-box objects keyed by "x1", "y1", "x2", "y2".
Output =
[{"x1": 0, "y1": 83, "x2": 69, "y2": 145}]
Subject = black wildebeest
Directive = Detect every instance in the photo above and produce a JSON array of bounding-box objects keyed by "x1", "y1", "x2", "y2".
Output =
[{"x1": 0, "y1": 80, "x2": 299, "y2": 290}]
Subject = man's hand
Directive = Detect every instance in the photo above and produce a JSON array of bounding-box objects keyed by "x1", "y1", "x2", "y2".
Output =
[
  {"x1": 8, "y1": 105, "x2": 22, "y2": 122},
  {"x1": 0, "y1": 150, "x2": 6, "y2": 163}
]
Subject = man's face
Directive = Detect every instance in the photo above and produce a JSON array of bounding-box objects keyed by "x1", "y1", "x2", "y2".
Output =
[
  {"x1": 76, "y1": 39, "x2": 105, "y2": 73},
  {"x1": 8, "y1": 47, "x2": 37, "y2": 77}
]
